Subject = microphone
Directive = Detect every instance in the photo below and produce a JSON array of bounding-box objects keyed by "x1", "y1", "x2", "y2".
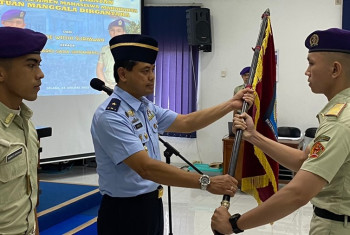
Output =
[{"x1": 90, "y1": 78, "x2": 113, "y2": 96}]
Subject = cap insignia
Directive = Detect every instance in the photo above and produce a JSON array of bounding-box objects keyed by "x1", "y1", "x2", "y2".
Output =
[{"x1": 310, "y1": 34, "x2": 319, "y2": 47}]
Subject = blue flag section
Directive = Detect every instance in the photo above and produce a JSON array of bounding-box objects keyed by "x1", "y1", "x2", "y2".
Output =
[{"x1": 0, "y1": 0, "x2": 142, "y2": 95}]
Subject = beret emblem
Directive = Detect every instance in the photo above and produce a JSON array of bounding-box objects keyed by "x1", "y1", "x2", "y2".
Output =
[{"x1": 309, "y1": 34, "x2": 319, "y2": 47}]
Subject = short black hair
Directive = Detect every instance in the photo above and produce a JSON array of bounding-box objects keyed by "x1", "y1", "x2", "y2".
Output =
[{"x1": 114, "y1": 60, "x2": 138, "y2": 83}]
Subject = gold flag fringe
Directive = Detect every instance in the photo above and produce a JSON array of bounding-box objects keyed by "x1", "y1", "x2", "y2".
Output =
[{"x1": 241, "y1": 17, "x2": 278, "y2": 205}]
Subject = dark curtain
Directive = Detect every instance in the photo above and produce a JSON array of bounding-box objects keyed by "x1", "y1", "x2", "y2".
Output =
[
  {"x1": 343, "y1": 0, "x2": 350, "y2": 29},
  {"x1": 143, "y1": 6, "x2": 199, "y2": 138}
]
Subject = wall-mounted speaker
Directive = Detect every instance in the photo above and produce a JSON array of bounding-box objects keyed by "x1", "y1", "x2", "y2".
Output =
[{"x1": 186, "y1": 8, "x2": 212, "y2": 48}]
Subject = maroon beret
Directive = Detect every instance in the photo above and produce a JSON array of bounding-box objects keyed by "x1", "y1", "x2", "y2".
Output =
[{"x1": 0, "y1": 27, "x2": 47, "y2": 58}]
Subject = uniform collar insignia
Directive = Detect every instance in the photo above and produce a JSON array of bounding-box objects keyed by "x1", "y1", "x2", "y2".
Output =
[{"x1": 106, "y1": 98, "x2": 121, "y2": 112}]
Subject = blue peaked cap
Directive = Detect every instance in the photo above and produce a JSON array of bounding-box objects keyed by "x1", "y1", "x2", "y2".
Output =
[{"x1": 109, "y1": 34, "x2": 158, "y2": 64}]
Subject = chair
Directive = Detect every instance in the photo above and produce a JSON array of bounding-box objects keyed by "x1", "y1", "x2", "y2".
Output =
[
  {"x1": 302, "y1": 127, "x2": 317, "y2": 150},
  {"x1": 277, "y1": 126, "x2": 301, "y2": 138},
  {"x1": 277, "y1": 126, "x2": 303, "y2": 183}
]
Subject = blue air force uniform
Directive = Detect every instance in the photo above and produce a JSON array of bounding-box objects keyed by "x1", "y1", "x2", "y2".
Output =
[
  {"x1": 91, "y1": 34, "x2": 177, "y2": 235},
  {"x1": 91, "y1": 86, "x2": 177, "y2": 197}
]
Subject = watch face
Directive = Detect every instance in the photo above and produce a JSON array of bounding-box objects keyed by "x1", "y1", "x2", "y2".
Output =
[{"x1": 201, "y1": 175, "x2": 210, "y2": 185}]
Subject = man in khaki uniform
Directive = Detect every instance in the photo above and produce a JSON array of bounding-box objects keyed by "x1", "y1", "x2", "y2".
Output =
[
  {"x1": 0, "y1": 27, "x2": 47, "y2": 234},
  {"x1": 233, "y1": 66, "x2": 250, "y2": 96},
  {"x1": 96, "y1": 18, "x2": 126, "y2": 89},
  {"x1": 212, "y1": 28, "x2": 350, "y2": 235},
  {"x1": 1, "y1": 9, "x2": 26, "y2": 29},
  {"x1": 233, "y1": 66, "x2": 250, "y2": 117}
]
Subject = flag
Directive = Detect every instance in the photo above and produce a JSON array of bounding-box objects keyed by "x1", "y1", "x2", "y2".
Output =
[{"x1": 241, "y1": 17, "x2": 279, "y2": 204}]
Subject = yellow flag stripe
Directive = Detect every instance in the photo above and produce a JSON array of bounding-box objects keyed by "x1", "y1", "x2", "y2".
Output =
[{"x1": 241, "y1": 17, "x2": 278, "y2": 204}]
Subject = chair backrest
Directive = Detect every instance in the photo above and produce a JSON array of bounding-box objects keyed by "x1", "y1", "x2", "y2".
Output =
[
  {"x1": 277, "y1": 126, "x2": 301, "y2": 138},
  {"x1": 303, "y1": 127, "x2": 318, "y2": 150},
  {"x1": 305, "y1": 127, "x2": 317, "y2": 138}
]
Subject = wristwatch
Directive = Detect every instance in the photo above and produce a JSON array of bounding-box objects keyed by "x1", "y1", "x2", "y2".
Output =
[
  {"x1": 199, "y1": 174, "x2": 210, "y2": 190},
  {"x1": 229, "y1": 213, "x2": 244, "y2": 233}
]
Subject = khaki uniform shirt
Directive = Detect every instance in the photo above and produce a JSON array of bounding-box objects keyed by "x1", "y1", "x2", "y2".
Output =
[
  {"x1": 97, "y1": 45, "x2": 116, "y2": 88},
  {"x1": 233, "y1": 84, "x2": 245, "y2": 96},
  {"x1": 233, "y1": 84, "x2": 245, "y2": 114},
  {"x1": 0, "y1": 102, "x2": 39, "y2": 234},
  {"x1": 301, "y1": 87, "x2": 350, "y2": 216}
]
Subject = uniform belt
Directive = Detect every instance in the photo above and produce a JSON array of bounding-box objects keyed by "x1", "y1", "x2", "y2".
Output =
[
  {"x1": 314, "y1": 206, "x2": 350, "y2": 222},
  {"x1": 135, "y1": 185, "x2": 163, "y2": 199},
  {"x1": 105, "y1": 185, "x2": 163, "y2": 200}
]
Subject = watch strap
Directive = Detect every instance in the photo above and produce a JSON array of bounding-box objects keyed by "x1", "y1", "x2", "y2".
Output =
[{"x1": 229, "y1": 213, "x2": 244, "y2": 233}]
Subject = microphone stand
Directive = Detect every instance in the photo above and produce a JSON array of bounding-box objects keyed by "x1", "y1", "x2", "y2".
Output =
[{"x1": 158, "y1": 137, "x2": 202, "y2": 235}]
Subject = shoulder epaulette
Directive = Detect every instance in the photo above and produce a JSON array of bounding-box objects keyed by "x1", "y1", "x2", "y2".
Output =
[
  {"x1": 325, "y1": 103, "x2": 347, "y2": 117},
  {"x1": 106, "y1": 98, "x2": 121, "y2": 112}
]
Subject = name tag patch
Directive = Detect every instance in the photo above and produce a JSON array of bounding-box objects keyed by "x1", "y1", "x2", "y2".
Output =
[
  {"x1": 6, "y1": 148, "x2": 23, "y2": 162},
  {"x1": 135, "y1": 122, "x2": 143, "y2": 129}
]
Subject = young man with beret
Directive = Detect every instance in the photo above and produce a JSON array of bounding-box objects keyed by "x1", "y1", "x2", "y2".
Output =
[
  {"x1": 1, "y1": 9, "x2": 26, "y2": 28},
  {"x1": 212, "y1": 28, "x2": 350, "y2": 235},
  {"x1": 0, "y1": 27, "x2": 47, "y2": 234},
  {"x1": 96, "y1": 18, "x2": 126, "y2": 89},
  {"x1": 90, "y1": 34, "x2": 254, "y2": 234},
  {"x1": 233, "y1": 66, "x2": 250, "y2": 117},
  {"x1": 234, "y1": 66, "x2": 250, "y2": 96}
]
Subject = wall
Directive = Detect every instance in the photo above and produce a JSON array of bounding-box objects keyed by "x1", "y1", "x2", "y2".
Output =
[{"x1": 147, "y1": 0, "x2": 342, "y2": 164}]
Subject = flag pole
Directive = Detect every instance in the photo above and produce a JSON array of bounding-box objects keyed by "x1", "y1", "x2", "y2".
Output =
[{"x1": 214, "y1": 8, "x2": 271, "y2": 235}]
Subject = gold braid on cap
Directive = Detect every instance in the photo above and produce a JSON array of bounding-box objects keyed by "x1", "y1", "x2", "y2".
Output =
[{"x1": 110, "y1": 42, "x2": 159, "y2": 51}]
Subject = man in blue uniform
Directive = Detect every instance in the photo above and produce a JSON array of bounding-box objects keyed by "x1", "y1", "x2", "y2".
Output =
[
  {"x1": 0, "y1": 27, "x2": 47, "y2": 234},
  {"x1": 212, "y1": 28, "x2": 350, "y2": 235},
  {"x1": 91, "y1": 34, "x2": 254, "y2": 234}
]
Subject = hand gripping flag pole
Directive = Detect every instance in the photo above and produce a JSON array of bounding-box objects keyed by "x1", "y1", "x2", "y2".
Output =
[{"x1": 214, "y1": 9, "x2": 271, "y2": 235}]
